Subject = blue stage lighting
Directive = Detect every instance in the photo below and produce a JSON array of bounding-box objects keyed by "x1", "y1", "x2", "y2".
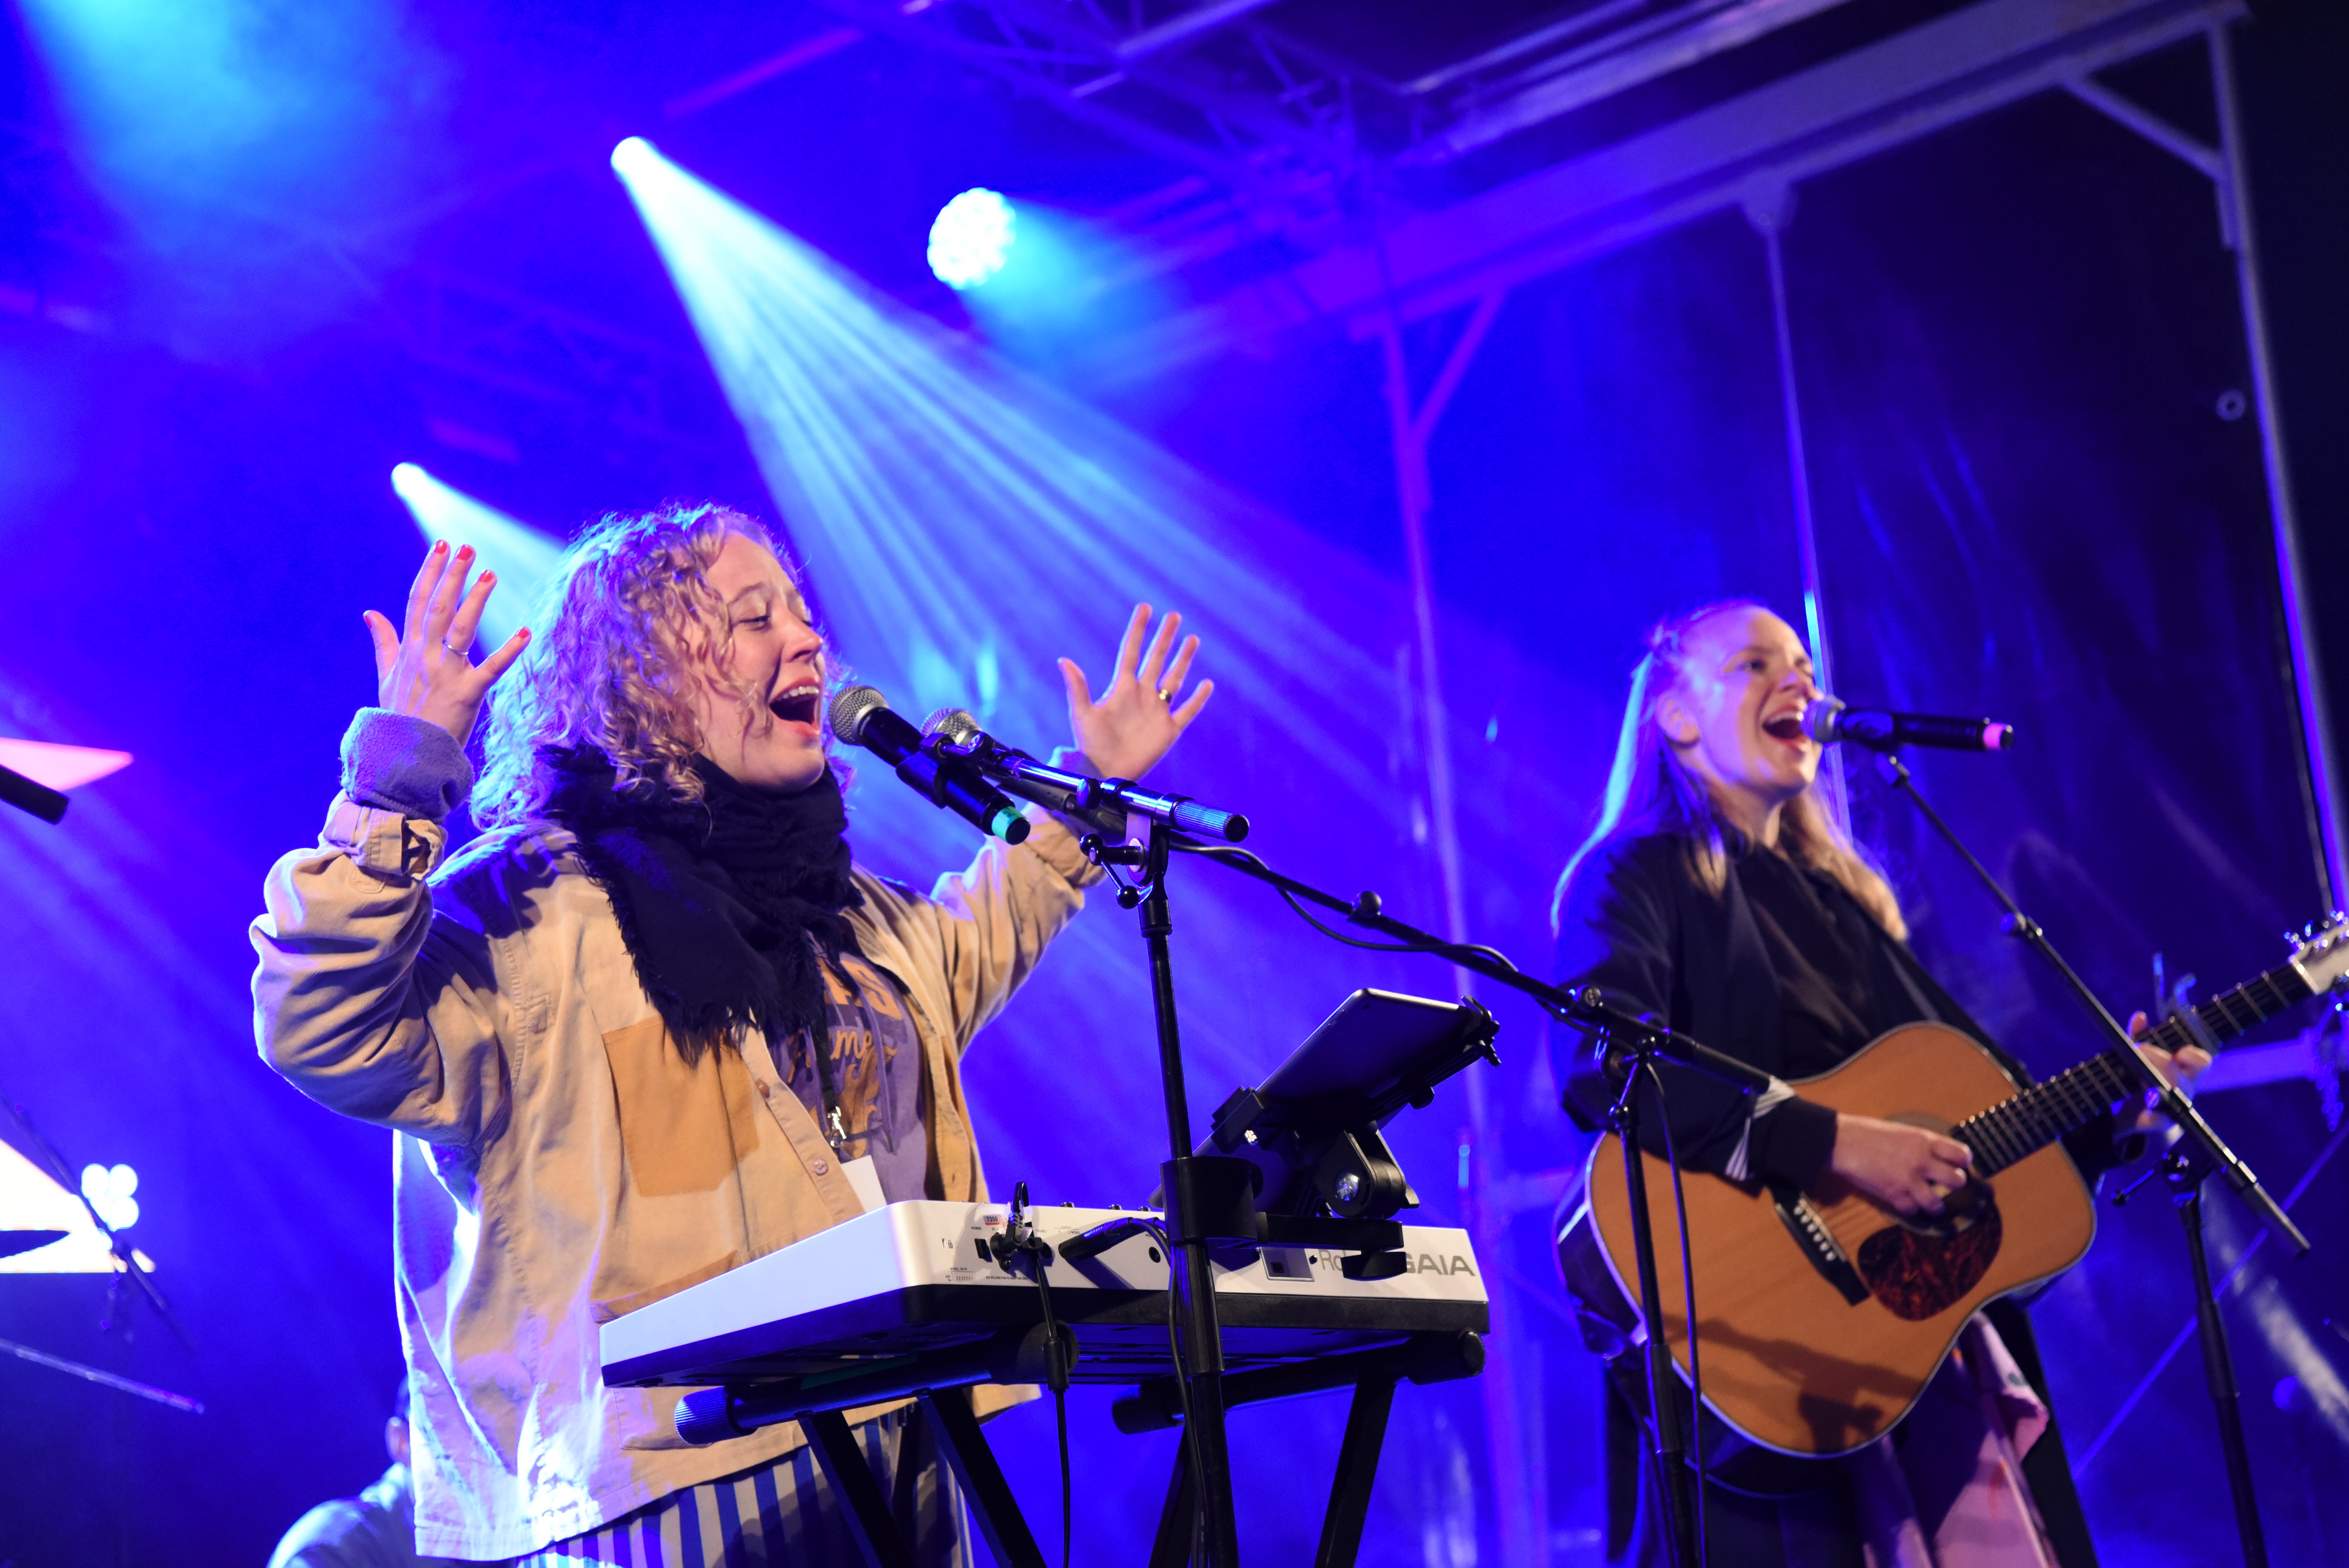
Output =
[
  {"x1": 388, "y1": 464, "x2": 563, "y2": 652},
  {"x1": 606, "y1": 137, "x2": 1409, "y2": 866},
  {"x1": 18, "y1": 0, "x2": 434, "y2": 348},
  {"x1": 926, "y1": 189, "x2": 1017, "y2": 290}
]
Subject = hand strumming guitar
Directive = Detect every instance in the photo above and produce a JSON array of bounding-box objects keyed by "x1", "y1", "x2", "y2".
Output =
[
  {"x1": 1832, "y1": 1009, "x2": 2212, "y2": 1215},
  {"x1": 1830, "y1": 1117, "x2": 1974, "y2": 1217}
]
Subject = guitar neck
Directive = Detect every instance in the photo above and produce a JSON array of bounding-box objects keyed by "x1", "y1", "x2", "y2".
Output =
[{"x1": 1954, "y1": 960, "x2": 2312, "y2": 1175}]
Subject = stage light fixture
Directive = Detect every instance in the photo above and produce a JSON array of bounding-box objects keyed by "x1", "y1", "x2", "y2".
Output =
[
  {"x1": 80, "y1": 1164, "x2": 138, "y2": 1231},
  {"x1": 927, "y1": 189, "x2": 1017, "y2": 290},
  {"x1": 0, "y1": 1140, "x2": 131, "y2": 1274},
  {"x1": 611, "y1": 136, "x2": 655, "y2": 176},
  {"x1": 388, "y1": 463, "x2": 563, "y2": 652}
]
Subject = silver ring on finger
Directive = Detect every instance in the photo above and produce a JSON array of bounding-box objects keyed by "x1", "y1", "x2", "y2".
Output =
[{"x1": 1155, "y1": 686, "x2": 1172, "y2": 704}]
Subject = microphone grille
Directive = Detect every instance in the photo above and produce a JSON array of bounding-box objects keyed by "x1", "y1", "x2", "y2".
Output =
[
  {"x1": 923, "y1": 708, "x2": 984, "y2": 747},
  {"x1": 828, "y1": 685, "x2": 889, "y2": 746},
  {"x1": 1800, "y1": 696, "x2": 1845, "y2": 743}
]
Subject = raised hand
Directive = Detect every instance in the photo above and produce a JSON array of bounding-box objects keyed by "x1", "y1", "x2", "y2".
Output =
[
  {"x1": 1058, "y1": 604, "x2": 1214, "y2": 783},
  {"x1": 363, "y1": 542, "x2": 531, "y2": 744}
]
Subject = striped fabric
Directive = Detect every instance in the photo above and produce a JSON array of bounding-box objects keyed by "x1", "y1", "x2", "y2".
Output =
[{"x1": 502, "y1": 1408, "x2": 968, "y2": 1568}]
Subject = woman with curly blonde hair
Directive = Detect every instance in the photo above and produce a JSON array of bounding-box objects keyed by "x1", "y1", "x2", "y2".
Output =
[{"x1": 254, "y1": 502, "x2": 1213, "y2": 1566}]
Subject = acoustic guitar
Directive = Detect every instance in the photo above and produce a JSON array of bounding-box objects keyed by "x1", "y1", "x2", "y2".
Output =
[{"x1": 1563, "y1": 915, "x2": 2349, "y2": 1468}]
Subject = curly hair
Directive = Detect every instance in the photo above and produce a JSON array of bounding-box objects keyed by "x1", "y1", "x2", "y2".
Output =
[
  {"x1": 1553, "y1": 600, "x2": 1905, "y2": 940},
  {"x1": 472, "y1": 502, "x2": 816, "y2": 827}
]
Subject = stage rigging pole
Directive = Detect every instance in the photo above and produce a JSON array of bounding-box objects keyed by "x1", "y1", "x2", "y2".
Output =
[
  {"x1": 1373, "y1": 283, "x2": 1539, "y2": 1568},
  {"x1": 2209, "y1": 17, "x2": 2345, "y2": 911}
]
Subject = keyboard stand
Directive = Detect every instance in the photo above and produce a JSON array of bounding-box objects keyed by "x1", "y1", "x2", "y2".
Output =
[
  {"x1": 766, "y1": 1330, "x2": 1483, "y2": 1568},
  {"x1": 1146, "y1": 1372, "x2": 1397, "y2": 1568},
  {"x1": 921, "y1": 1385, "x2": 1050, "y2": 1568}
]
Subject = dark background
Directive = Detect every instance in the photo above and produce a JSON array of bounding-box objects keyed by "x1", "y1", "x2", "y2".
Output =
[{"x1": 2, "y1": 3, "x2": 2345, "y2": 1564}]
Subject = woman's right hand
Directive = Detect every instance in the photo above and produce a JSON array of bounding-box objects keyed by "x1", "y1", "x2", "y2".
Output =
[
  {"x1": 363, "y1": 542, "x2": 531, "y2": 744},
  {"x1": 1830, "y1": 1113, "x2": 1974, "y2": 1215}
]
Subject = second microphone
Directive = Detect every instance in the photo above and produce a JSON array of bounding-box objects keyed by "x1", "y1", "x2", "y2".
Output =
[{"x1": 829, "y1": 686, "x2": 1031, "y2": 843}]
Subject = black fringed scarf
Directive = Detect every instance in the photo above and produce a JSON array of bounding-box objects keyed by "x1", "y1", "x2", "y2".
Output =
[{"x1": 544, "y1": 748, "x2": 864, "y2": 1064}]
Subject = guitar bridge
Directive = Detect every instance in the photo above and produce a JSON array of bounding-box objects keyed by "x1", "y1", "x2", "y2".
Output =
[{"x1": 1770, "y1": 1185, "x2": 1870, "y2": 1306}]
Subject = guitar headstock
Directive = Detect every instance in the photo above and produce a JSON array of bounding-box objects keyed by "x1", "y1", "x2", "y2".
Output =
[{"x1": 2286, "y1": 912, "x2": 2349, "y2": 995}]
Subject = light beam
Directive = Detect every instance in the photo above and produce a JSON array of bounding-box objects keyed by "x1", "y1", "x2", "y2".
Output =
[
  {"x1": 388, "y1": 463, "x2": 563, "y2": 652},
  {"x1": 606, "y1": 137, "x2": 1397, "y2": 869}
]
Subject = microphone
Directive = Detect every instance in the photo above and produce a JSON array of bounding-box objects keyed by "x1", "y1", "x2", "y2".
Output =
[
  {"x1": 923, "y1": 709, "x2": 1109, "y2": 827},
  {"x1": 1802, "y1": 696, "x2": 2014, "y2": 754},
  {"x1": 828, "y1": 687, "x2": 1031, "y2": 843},
  {"x1": 923, "y1": 708, "x2": 1249, "y2": 843}
]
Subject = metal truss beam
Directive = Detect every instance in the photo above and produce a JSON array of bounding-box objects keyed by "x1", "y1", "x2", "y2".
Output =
[
  {"x1": 1409, "y1": 0, "x2": 1858, "y2": 162},
  {"x1": 807, "y1": 0, "x2": 1371, "y2": 222},
  {"x1": 1123, "y1": 0, "x2": 2242, "y2": 363}
]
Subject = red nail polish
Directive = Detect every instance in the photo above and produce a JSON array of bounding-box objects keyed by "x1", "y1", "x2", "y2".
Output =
[
  {"x1": 433, "y1": 541, "x2": 447, "y2": 553},
  {"x1": 481, "y1": 571, "x2": 496, "y2": 583}
]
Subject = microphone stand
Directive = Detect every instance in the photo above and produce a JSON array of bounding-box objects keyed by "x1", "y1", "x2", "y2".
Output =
[
  {"x1": 1871, "y1": 749, "x2": 2303, "y2": 1568},
  {"x1": 1084, "y1": 816, "x2": 1242, "y2": 1568},
  {"x1": 1164, "y1": 838, "x2": 1768, "y2": 1568}
]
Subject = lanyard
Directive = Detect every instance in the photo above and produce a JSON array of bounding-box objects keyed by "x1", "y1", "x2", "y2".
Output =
[
  {"x1": 804, "y1": 951, "x2": 863, "y2": 1151},
  {"x1": 805, "y1": 1017, "x2": 848, "y2": 1151}
]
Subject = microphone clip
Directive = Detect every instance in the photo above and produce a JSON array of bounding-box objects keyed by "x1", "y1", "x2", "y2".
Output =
[{"x1": 1082, "y1": 830, "x2": 1161, "y2": 909}]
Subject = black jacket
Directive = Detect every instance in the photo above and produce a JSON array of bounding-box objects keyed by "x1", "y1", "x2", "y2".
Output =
[
  {"x1": 1552, "y1": 831, "x2": 2132, "y2": 1183},
  {"x1": 1552, "y1": 831, "x2": 2123, "y2": 1568}
]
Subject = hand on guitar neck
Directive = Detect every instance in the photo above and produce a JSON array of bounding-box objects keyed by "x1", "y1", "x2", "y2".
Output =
[
  {"x1": 2117, "y1": 1008, "x2": 2212, "y2": 1133},
  {"x1": 1829, "y1": 1009, "x2": 2209, "y2": 1215}
]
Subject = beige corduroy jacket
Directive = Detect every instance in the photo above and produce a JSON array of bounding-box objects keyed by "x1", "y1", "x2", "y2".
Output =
[{"x1": 252, "y1": 787, "x2": 1099, "y2": 1560}]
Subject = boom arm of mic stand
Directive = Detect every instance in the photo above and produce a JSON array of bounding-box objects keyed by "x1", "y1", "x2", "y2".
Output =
[
  {"x1": 1876, "y1": 752, "x2": 2310, "y2": 1256},
  {"x1": 0, "y1": 763, "x2": 70, "y2": 824},
  {"x1": 1175, "y1": 843, "x2": 1772, "y2": 1095},
  {"x1": 936, "y1": 745, "x2": 1252, "y2": 843},
  {"x1": 1173, "y1": 839, "x2": 1734, "y2": 1568}
]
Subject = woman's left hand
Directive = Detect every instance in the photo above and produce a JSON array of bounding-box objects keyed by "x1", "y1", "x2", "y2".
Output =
[
  {"x1": 2123, "y1": 1010, "x2": 2212, "y2": 1133},
  {"x1": 1060, "y1": 604, "x2": 1214, "y2": 782}
]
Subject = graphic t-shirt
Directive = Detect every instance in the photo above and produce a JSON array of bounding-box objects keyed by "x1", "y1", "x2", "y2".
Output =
[{"x1": 772, "y1": 948, "x2": 930, "y2": 1203}]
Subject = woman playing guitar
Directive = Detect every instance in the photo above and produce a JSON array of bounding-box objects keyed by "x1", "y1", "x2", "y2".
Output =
[{"x1": 1551, "y1": 602, "x2": 2205, "y2": 1568}]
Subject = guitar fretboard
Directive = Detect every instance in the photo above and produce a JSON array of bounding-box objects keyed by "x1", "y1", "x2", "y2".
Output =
[{"x1": 1953, "y1": 962, "x2": 2311, "y2": 1175}]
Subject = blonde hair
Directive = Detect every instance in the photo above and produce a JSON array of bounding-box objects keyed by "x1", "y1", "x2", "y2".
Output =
[
  {"x1": 1554, "y1": 601, "x2": 1906, "y2": 939},
  {"x1": 472, "y1": 502, "x2": 814, "y2": 827}
]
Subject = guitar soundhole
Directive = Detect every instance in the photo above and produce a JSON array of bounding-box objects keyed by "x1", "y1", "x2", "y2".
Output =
[{"x1": 1855, "y1": 1196, "x2": 2003, "y2": 1321}]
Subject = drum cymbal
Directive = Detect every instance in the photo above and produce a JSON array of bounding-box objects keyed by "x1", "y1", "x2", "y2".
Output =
[{"x1": 0, "y1": 1230, "x2": 68, "y2": 1260}]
